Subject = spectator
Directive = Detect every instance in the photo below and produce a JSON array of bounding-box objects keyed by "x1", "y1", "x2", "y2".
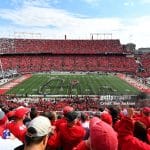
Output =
[
  {"x1": 30, "y1": 107, "x2": 38, "y2": 120},
  {"x1": 0, "y1": 110, "x2": 22, "y2": 150},
  {"x1": 80, "y1": 112, "x2": 89, "y2": 129},
  {"x1": 15, "y1": 116, "x2": 52, "y2": 150},
  {"x1": 139, "y1": 107, "x2": 150, "y2": 129},
  {"x1": 80, "y1": 112, "x2": 90, "y2": 140},
  {"x1": 58, "y1": 111, "x2": 85, "y2": 150},
  {"x1": 55, "y1": 106, "x2": 74, "y2": 131},
  {"x1": 41, "y1": 111, "x2": 57, "y2": 126},
  {"x1": 73, "y1": 117, "x2": 118, "y2": 150},
  {"x1": 117, "y1": 108, "x2": 150, "y2": 150},
  {"x1": 133, "y1": 121, "x2": 150, "y2": 144},
  {"x1": 100, "y1": 112, "x2": 112, "y2": 126},
  {"x1": 7, "y1": 106, "x2": 29, "y2": 142},
  {"x1": 24, "y1": 116, "x2": 52, "y2": 150}
]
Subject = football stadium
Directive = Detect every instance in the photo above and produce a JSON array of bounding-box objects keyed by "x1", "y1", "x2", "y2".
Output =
[
  {"x1": 0, "y1": 1, "x2": 150, "y2": 150},
  {"x1": 0, "y1": 37, "x2": 149, "y2": 108},
  {"x1": 0, "y1": 38, "x2": 150, "y2": 99}
]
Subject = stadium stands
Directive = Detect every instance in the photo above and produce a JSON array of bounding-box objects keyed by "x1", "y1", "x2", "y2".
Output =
[
  {"x1": 139, "y1": 53, "x2": 150, "y2": 77},
  {"x1": 0, "y1": 55, "x2": 138, "y2": 73},
  {"x1": 0, "y1": 39, "x2": 125, "y2": 54},
  {"x1": 0, "y1": 38, "x2": 142, "y2": 75}
]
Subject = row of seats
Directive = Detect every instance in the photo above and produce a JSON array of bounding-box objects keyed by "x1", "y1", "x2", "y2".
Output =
[
  {"x1": 0, "y1": 38, "x2": 126, "y2": 54},
  {"x1": 0, "y1": 55, "x2": 138, "y2": 73}
]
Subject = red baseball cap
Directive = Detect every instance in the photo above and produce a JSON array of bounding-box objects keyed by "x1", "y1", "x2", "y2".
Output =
[
  {"x1": 143, "y1": 107, "x2": 150, "y2": 114},
  {"x1": 63, "y1": 106, "x2": 74, "y2": 115},
  {"x1": 14, "y1": 106, "x2": 30, "y2": 119},
  {"x1": 101, "y1": 112, "x2": 112, "y2": 125}
]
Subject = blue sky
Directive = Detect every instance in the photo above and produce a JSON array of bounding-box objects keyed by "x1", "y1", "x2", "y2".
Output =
[{"x1": 0, "y1": 0, "x2": 150, "y2": 48}]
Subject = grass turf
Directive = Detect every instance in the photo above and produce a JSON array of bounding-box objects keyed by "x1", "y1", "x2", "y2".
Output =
[{"x1": 6, "y1": 74, "x2": 140, "y2": 96}]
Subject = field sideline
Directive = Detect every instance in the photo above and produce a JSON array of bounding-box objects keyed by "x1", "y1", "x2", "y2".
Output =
[{"x1": 6, "y1": 74, "x2": 140, "y2": 96}]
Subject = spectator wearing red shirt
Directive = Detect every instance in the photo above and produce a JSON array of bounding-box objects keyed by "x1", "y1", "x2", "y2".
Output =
[
  {"x1": 139, "y1": 107, "x2": 150, "y2": 129},
  {"x1": 133, "y1": 121, "x2": 150, "y2": 144},
  {"x1": 118, "y1": 108, "x2": 150, "y2": 150},
  {"x1": 58, "y1": 111, "x2": 85, "y2": 150},
  {"x1": 41, "y1": 111, "x2": 59, "y2": 150},
  {"x1": 55, "y1": 106, "x2": 74, "y2": 131},
  {"x1": 7, "y1": 106, "x2": 29, "y2": 142},
  {"x1": 73, "y1": 117, "x2": 118, "y2": 150}
]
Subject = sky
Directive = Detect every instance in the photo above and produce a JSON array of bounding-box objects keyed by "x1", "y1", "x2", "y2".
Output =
[{"x1": 0, "y1": 0, "x2": 150, "y2": 48}]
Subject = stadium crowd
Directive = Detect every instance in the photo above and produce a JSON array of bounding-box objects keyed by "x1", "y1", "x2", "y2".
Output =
[
  {"x1": 0, "y1": 39, "x2": 124, "y2": 54},
  {"x1": 0, "y1": 96, "x2": 103, "y2": 112},
  {"x1": 0, "y1": 55, "x2": 137, "y2": 73},
  {"x1": 0, "y1": 38, "x2": 150, "y2": 77},
  {"x1": 0, "y1": 97, "x2": 150, "y2": 150},
  {"x1": 138, "y1": 53, "x2": 150, "y2": 77}
]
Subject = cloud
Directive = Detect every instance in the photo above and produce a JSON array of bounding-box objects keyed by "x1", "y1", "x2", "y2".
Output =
[
  {"x1": 81, "y1": 0, "x2": 102, "y2": 5},
  {"x1": 114, "y1": 16, "x2": 150, "y2": 48},
  {"x1": 0, "y1": 4, "x2": 123, "y2": 41},
  {"x1": 10, "y1": 0, "x2": 59, "y2": 7},
  {"x1": 0, "y1": 6, "x2": 71, "y2": 27},
  {"x1": 0, "y1": 0, "x2": 149, "y2": 48},
  {"x1": 0, "y1": 4, "x2": 121, "y2": 29},
  {"x1": 123, "y1": 1, "x2": 134, "y2": 6},
  {"x1": 139, "y1": 0, "x2": 150, "y2": 4}
]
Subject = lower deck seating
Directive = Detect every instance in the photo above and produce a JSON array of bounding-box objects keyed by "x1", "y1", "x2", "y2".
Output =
[{"x1": 0, "y1": 54, "x2": 138, "y2": 74}]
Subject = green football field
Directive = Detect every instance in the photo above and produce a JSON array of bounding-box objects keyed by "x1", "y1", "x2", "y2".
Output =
[{"x1": 6, "y1": 74, "x2": 140, "y2": 96}]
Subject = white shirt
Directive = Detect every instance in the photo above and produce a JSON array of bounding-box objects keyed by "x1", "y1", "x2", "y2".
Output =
[
  {"x1": 82, "y1": 121, "x2": 90, "y2": 128},
  {"x1": 0, "y1": 137, "x2": 22, "y2": 150}
]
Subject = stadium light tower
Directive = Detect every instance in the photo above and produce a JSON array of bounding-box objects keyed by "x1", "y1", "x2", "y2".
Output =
[
  {"x1": 14, "y1": 32, "x2": 42, "y2": 39},
  {"x1": 90, "y1": 33, "x2": 112, "y2": 40}
]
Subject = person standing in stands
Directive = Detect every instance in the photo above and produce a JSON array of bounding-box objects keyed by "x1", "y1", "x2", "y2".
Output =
[
  {"x1": 117, "y1": 108, "x2": 150, "y2": 150},
  {"x1": 139, "y1": 107, "x2": 150, "y2": 129},
  {"x1": 7, "y1": 106, "x2": 29, "y2": 142},
  {"x1": 80, "y1": 112, "x2": 90, "y2": 140},
  {"x1": 55, "y1": 106, "x2": 74, "y2": 131},
  {"x1": 24, "y1": 116, "x2": 52, "y2": 150},
  {"x1": 57, "y1": 110, "x2": 85, "y2": 150},
  {"x1": 15, "y1": 116, "x2": 52, "y2": 150},
  {"x1": 133, "y1": 121, "x2": 150, "y2": 144},
  {"x1": 30, "y1": 107, "x2": 38, "y2": 120},
  {"x1": 73, "y1": 117, "x2": 118, "y2": 150}
]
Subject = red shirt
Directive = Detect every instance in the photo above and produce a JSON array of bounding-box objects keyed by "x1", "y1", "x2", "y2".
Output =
[
  {"x1": 7, "y1": 120, "x2": 26, "y2": 142},
  {"x1": 0, "y1": 126, "x2": 5, "y2": 136},
  {"x1": 47, "y1": 131, "x2": 59, "y2": 150},
  {"x1": 55, "y1": 118, "x2": 67, "y2": 132},
  {"x1": 73, "y1": 141, "x2": 90, "y2": 150},
  {"x1": 58, "y1": 123, "x2": 85, "y2": 150},
  {"x1": 118, "y1": 117, "x2": 150, "y2": 150}
]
